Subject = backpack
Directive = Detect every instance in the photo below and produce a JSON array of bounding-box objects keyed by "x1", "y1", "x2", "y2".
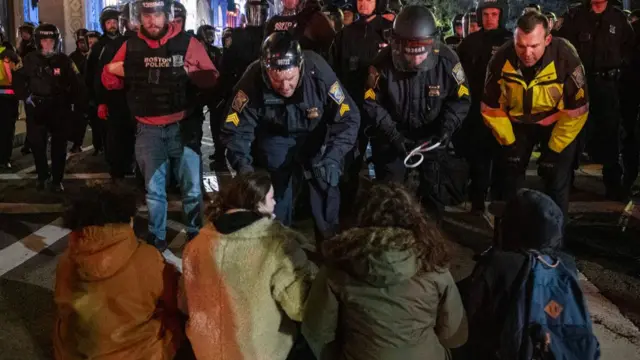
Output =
[{"x1": 498, "y1": 251, "x2": 601, "y2": 360}]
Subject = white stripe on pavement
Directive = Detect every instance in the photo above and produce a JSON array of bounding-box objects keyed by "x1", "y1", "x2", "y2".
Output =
[
  {"x1": 0, "y1": 172, "x2": 134, "y2": 181},
  {"x1": 0, "y1": 217, "x2": 70, "y2": 277}
]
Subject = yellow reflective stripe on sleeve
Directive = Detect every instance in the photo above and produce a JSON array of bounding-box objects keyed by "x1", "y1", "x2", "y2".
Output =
[
  {"x1": 457, "y1": 85, "x2": 469, "y2": 98},
  {"x1": 364, "y1": 88, "x2": 376, "y2": 100},
  {"x1": 481, "y1": 102, "x2": 516, "y2": 146},
  {"x1": 549, "y1": 105, "x2": 589, "y2": 153},
  {"x1": 225, "y1": 112, "x2": 240, "y2": 127},
  {"x1": 339, "y1": 103, "x2": 350, "y2": 116}
]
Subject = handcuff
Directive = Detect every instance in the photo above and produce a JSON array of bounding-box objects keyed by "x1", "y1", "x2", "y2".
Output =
[{"x1": 404, "y1": 140, "x2": 442, "y2": 168}]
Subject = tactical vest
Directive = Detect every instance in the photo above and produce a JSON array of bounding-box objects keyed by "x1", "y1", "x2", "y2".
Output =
[{"x1": 124, "y1": 32, "x2": 190, "y2": 117}]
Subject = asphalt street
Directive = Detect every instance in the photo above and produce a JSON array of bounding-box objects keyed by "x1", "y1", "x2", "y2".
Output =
[{"x1": 1, "y1": 120, "x2": 640, "y2": 359}]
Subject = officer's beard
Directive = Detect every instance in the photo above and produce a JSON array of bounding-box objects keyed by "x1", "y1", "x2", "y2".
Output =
[{"x1": 141, "y1": 24, "x2": 169, "y2": 40}]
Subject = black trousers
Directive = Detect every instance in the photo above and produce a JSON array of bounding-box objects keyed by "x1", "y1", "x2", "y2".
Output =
[
  {"x1": 502, "y1": 123, "x2": 577, "y2": 218},
  {"x1": 620, "y1": 88, "x2": 640, "y2": 191},
  {"x1": 207, "y1": 103, "x2": 226, "y2": 162},
  {"x1": 106, "y1": 106, "x2": 135, "y2": 178},
  {"x1": 27, "y1": 102, "x2": 69, "y2": 183},
  {"x1": 0, "y1": 96, "x2": 19, "y2": 164},
  {"x1": 585, "y1": 77, "x2": 623, "y2": 194},
  {"x1": 372, "y1": 138, "x2": 446, "y2": 219}
]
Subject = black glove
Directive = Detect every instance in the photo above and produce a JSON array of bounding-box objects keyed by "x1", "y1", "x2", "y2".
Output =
[
  {"x1": 538, "y1": 150, "x2": 560, "y2": 178},
  {"x1": 312, "y1": 158, "x2": 341, "y2": 187},
  {"x1": 504, "y1": 144, "x2": 521, "y2": 168},
  {"x1": 425, "y1": 128, "x2": 452, "y2": 149},
  {"x1": 391, "y1": 133, "x2": 415, "y2": 156}
]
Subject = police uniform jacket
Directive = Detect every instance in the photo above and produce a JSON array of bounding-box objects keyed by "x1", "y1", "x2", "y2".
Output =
[
  {"x1": 86, "y1": 35, "x2": 121, "y2": 103},
  {"x1": 331, "y1": 15, "x2": 392, "y2": 108},
  {"x1": 481, "y1": 38, "x2": 589, "y2": 154},
  {"x1": 559, "y1": 3, "x2": 634, "y2": 74},
  {"x1": 362, "y1": 45, "x2": 471, "y2": 142},
  {"x1": 221, "y1": 51, "x2": 360, "y2": 172},
  {"x1": 444, "y1": 34, "x2": 462, "y2": 50}
]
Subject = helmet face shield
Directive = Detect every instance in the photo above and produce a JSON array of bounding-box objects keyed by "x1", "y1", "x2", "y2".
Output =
[{"x1": 130, "y1": 0, "x2": 174, "y2": 29}]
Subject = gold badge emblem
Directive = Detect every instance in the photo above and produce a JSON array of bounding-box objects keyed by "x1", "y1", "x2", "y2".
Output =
[{"x1": 307, "y1": 107, "x2": 320, "y2": 119}]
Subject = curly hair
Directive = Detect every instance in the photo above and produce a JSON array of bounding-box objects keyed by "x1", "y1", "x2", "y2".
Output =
[
  {"x1": 326, "y1": 182, "x2": 450, "y2": 273},
  {"x1": 63, "y1": 182, "x2": 140, "y2": 231},
  {"x1": 207, "y1": 171, "x2": 272, "y2": 221}
]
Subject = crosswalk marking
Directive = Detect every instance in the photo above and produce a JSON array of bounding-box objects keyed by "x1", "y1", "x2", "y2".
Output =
[{"x1": 0, "y1": 217, "x2": 70, "y2": 277}]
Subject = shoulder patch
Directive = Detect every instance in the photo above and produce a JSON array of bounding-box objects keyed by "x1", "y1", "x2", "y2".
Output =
[
  {"x1": 364, "y1": 88, "x2": 376, "y2": 101},
  {"x1": 452, "y1": 63, "x2": 466, "y2": 85},
  {"x1": 571, "y1": 65, "x2": 585, "y2": 89},
  {"x1": 339, "y1": 103, "x2": 350, "y2": 116},
  {"x1": 328, "y1": 81, "x2": 345, "y2": 105},
  {"x1": 231, "y1": 90, "x2": 249, "y2": 113},
  {"x1": 367, "y1": 66, "x2": 380, "y2": 89},
  {"x1": 226, "y1": 112, "x2": 240, "y2": 127}
]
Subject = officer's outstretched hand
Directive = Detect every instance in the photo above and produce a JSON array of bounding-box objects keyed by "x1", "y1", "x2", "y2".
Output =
[
  {"x1": 313, "y1": 158, "x2": 341, "y2": 187},
  {"x1": 98, "y1": 104, "x2": 109, "y2": 120}
]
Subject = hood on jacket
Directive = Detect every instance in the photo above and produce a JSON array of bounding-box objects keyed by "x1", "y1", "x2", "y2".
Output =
[
  {"x1": 138, "y1": 22, "x2": 181, "y2": 49},
  {"x1": 323, "y1": 227, "x2": 418, "y2": 287},
  {"x1": 501, "y1": 188, "x2": 563, "y2": 252},
  {"x1": 68, "y1": 224, "x2": 140, "y2": 281}
]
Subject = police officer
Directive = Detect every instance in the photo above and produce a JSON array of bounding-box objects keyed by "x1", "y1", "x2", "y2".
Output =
[
  {"x1": 86, "y1": 30, "x2": 101, "y2": 48},
  {"x1": 363, "y1": 5, "x2": 471, "y2": 219},
  {"x1": 341, "y1": 3, "x2": 358, "y2": 26},
  {"x1": 323, "y1": 4, "x2": 345, "y2": 32},
  {"x1": 444, "y1": 14, "x2": 464, "y2": 50},
  {"x1": 221, "y1": 32, "x2": 359, "y2": 240},
  {"x1": 86, "y1": 6, "x2": 121, "y2": 157},
  {"x1": 13, "y1": 24, "x2": 83, "y2": 192},
  {"x1": 331, "y1": 0, "x2": 393, "y2": 210},
  {"x1": 119, "y1": 2, "x2": 140, "y2": 37},
  {"x1": 69, "y1": 29, "x2": 90, "y2": 153},
  {"x1": 103, "y1": 0, "x2": 218, "y2": 250},
  {"x1": 17, "y1": 22, "x2": 37, "y2": 156},
  {"x1": 620, "y1": 10, "x2": 640, "y2": 197},
  {"x1": 483, "y1": 12, "x2": 589, "y2": 217},
  {"x1": 560, "y1": 0, "x2": 634, "y2": 200},
  {"x1": 454, "y1": 0, "x2": 512, "y2": 212},
  {"x1": 173, "y1": 1, "x2": 187, "y2": 32},
  {"x1": 197, "y1": 25, "x2": 221, "y2": 68},
  {"x1": 0, "y1": 37, "x2": 20, "y2": 170},
  {"x1": 462, "y1": 11, "x2": 480, "y2": 37}
]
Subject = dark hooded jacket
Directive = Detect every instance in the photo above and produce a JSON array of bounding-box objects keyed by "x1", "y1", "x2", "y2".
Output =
[
  {"x1": 302, "y1": 227, "x2": 467, "y2": 360},
  {"x1": 456, "y1": 188, "x2": 574, "y2": 360}
]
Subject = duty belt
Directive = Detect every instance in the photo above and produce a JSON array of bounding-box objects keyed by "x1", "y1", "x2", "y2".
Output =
[{"x1": 591, "y1": 69, "x2": 621, "y2": 80}]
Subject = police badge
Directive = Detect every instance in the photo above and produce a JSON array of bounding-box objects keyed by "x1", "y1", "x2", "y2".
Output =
[
  {"x1": 307, "y1": 107, "x2": 320, "y2": 119},
  {"x1": 231, "y1": 90, "x2": 249, "y2": 113}
]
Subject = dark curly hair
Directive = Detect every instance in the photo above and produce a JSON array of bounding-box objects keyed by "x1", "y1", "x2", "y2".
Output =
[
  {"x1": 326, "y1": 182, "x2": 450, "y2": 273},
  {"x1": 207, "y1": 171, "x2": 272, "y2": 221},
  {"x1": 63, "y1": 182, "x2": 140, "y2": 231}
]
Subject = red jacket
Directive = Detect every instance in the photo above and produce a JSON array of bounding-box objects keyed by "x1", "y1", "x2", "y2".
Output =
[{"x1": 102, "y1": 23, "x2": 219, "y2": 126}]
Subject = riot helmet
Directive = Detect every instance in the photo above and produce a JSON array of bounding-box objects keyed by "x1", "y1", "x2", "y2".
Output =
[
  {"x1": 18, "y1": 22, "x2": 35, "y2": 42},
  {"x1": 261, "y1": 32, "x2": 303, "y2": 98},
  {"x1": 245, "y1": 0, "x2": 269, "y2": 27},
  {"x1": 389, "y1": 5, "x2": 438, "y2": 72},
  {"x1": 274, "y1": 0, "x2": 300, "y2": 15},
  {"x1": 196, "y1": 24, "x2": 216, "y2": 45},
  {"x1": 462, "y1": 11, "x2": 479, "y2": 37},
  {"x1": 130, "y1": 0, "x2": 174, "y2": 38},
  {"x1": 323, "y1": 5, "x2": 345, "y2": 31},
  {"x1": 173, "y1": 1, "x2": 187, "y2": 31},
  {"x1": 34, "y1": 23, "x2": 61, "y2": 56},
  {"x1": 75, "y1": 28, "x2": 89, "y2": 52},
  {"x1": 451, "y1": 13, "x2": 464, "y2": 36},
  {"x1": 120, "y1": 2, "x2": 140, "y2": 34},
  {"x1": 341, "y1": 3, "x2": 358, "y2": 25},
  {"x1": 476, "y1": 0, "x2": 508, "y2": 30},
  {"x1": 100, "y1": 6, "x2": 121, "y2": 36},
  {"x1": 544, "y1": 11, "x2": 557, "y2": 28}
]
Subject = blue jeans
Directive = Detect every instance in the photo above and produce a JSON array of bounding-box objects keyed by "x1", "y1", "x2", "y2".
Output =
[{"x1": 135, "y1": 122, "x2": 203, "y2": 242}]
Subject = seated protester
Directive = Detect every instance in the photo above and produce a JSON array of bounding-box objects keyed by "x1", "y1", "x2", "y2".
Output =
[
  {"x1": 53, "y1": 183, "x2": 183, "y2": 360},
  {"x1": 458, "y1": 188, "x2": 600, "y2": 360},
  {"x1": 181, "y1": 171, "x2": 318, "y2": 360},
  {"x1": 302, "y1": 183, "x2": 468, "y2": 360}
]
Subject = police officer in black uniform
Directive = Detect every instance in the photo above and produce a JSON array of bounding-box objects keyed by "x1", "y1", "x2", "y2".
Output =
[
  {"x1": 86, "y1": 6, "x2": 121, "y2": 157},
  {"x1": 18, "y1": 22, "x2": 37, "y2": 156},
  {"x1": 331, "y1": 0, "x2": 393, "y2": 210},
  {"x1": 197, "y1": 25, "x2": 221, "y2": 68},
  {"x1": 620, "y1": 11, "x2": 640, "y2": 196},
  {"x1": 560, "y1": 0, "x2": 634, "y2": 200},
  {"x1": 454, "y1": 0, "x2": 512, "y2": 212},
  {"x1": 363, "y1": 5, "x2": 471, "y2": 219},
  {"x1": 173, "y1": 1, "x2": 187, "y2": 32},
  {"x1": 69, "y1": 29, "x2": 90, "y2": 153},
  {"x1": 221, "y1": 32, "x2": 360, "y2": 240},
  {"x1": 445, "y1": 14, "x2": 464, "y2": 50},
  {"x1": 13, "y1": 24, "x2": 83, "y2": 192}
]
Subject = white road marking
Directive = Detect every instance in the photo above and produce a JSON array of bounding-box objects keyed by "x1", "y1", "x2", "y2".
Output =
[
  {"x1": 0, "y1": 217, "x2": 69, "y2": 277},
  {"x1": 0, "y1": 172, "x2": 133, "y2": 181}
]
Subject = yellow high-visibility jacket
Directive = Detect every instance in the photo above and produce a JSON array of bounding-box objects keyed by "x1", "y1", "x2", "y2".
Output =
[{"x1": 481, "y1": 37, "x2": 589, "y2": 153}]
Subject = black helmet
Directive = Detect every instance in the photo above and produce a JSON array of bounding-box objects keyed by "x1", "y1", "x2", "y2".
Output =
[
  {"x1": 74, "y1": 28, "x2": 88, "y2": 41},
  {"x1": 173, "y1": 1, "x2": 186, "y2": 19},
  {"x1": 19, "y1": 22, "x2": 35, "y2": 35},
  {"x1": 476, "y1": 0, "x2": 508, "y2": 28},
  {"x1": 131, "y1": 0, "x2": 174, "y2": 27},
  {"x1": 34, "y1": 23, "x2": 61, "y2": 54},
  {"x1": 119, "y1": 2, "x2": 134, "y2": 34},
  {"x1": 390, "y1": 5, "x2": 438, "y2": 72},
  {"x1": 462, "y1": 11, "x2": 478, "y2": 37},
  {"x1": 451, "y1": 13, "x2": 464, "y2": 30},
  {"x1": 544, "y1": 11, "x2": 557, "y2": 21},
  {"x1": 245, "y1": 0, "x2": 269, "y2": 27},
  {"x1": 87, "y1": 30, "x2": 102, "y2": 39},
  {"x1": 261, "y1": 31, "x2": 303, "y2": 73},
  {"x1": 100, "y1": 6, "x2": 121, "y2": 34},
  {"x1": 196, "y1": 24, "x2": 216, "y2": 44}
]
